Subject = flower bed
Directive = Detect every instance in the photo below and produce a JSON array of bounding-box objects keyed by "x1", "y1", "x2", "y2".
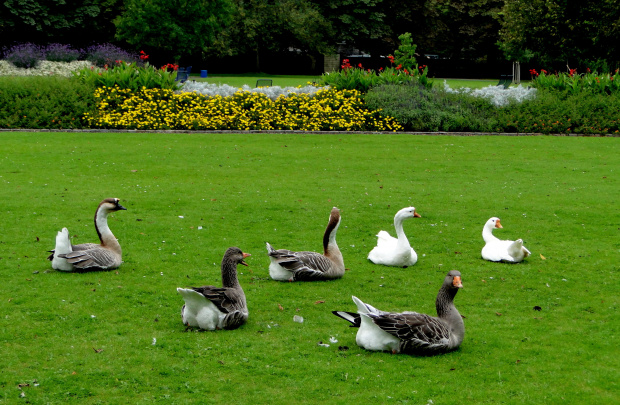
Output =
[
  {"x1": 85, "y1": 86, "x2": 402, "y2": 131},
  {"x1": 0, "y1": 60, "x2": 93, "y2": 77}
]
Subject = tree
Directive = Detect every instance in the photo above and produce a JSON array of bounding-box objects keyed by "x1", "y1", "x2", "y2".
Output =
[
  {"x1": 210, "y1": 0, "x2": 333, "y2": 72},
  {"x1": 114, "y1": 0, "x2": 234, "y2": 63},
  {"x1": 0, "y1": 0, "x2": 121, "y2": 47},
  {"x1": 498, "y1": 0, "x2": 620, "y2": 68}
]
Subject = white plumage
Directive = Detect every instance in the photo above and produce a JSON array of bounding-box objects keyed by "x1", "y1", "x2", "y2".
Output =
[
  {"x1": 367, "y1": 207, "x2": 421, "y2": 267},
  {"x1": 481, "y1": 217, "x2": 531, "y2": 263}
]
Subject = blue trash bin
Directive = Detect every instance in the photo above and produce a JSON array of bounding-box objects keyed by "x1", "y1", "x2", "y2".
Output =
[{"x1": 200, "y1": 70, "x2": 208, "y2": 78}]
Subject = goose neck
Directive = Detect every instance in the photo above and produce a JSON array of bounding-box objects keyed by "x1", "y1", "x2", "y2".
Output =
[
  {"x1": 436, "y1": 287, "x2": 464, "y2": 344},
  {"x1": 221, "y1": 261, "x2": 240, "y2": 288},
  {"x1": 393, "y1": 217, "x2": 410, "y2": 247},
  {"x1": 482, "y1": 224, "x2": 498, "y2": 243}
]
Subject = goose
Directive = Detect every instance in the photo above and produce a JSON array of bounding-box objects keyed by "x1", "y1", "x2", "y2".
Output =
[
  {"x1": 481, "y1": 217, "x2": 531, "y2": 263},
  {"x1": 332, "y1": 270, "x2": 464, "y2": 355},
  {"x1": 177, "y1": 247, "x2": 251, "y2": 330},
  {"x1": 266, "y1": 207, "x2": 344, "y2": 281},
  {"x1": 367, "y1": 207, "x2": 421, "y2": 267},
  {"x1": 47, "y1": 198, "x2": 127, "y2": 271}
]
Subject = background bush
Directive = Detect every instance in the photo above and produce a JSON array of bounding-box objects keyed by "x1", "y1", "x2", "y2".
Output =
[
  {"x1": 85, "y1": 43, "x2": 139, "y2": 67},
  {"x1": 4, "y1": 43, "x2": 45, "y2": 68},
  {"x1": 44, "y1": 43, "x2": 81, "y2": 62},
  {"x1": 365, "y1": 84, "x2": 499, "y2": 132},
  {"x1": 0, "y1": 76, "x2": 95, "y2": 129}
]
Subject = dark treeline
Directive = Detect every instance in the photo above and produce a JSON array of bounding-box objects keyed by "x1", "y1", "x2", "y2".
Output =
[{"x1": 1, "y1": 0, "x2": 618, "y2": 76}]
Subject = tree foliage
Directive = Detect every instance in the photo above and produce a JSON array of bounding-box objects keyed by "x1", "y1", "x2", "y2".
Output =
[
  {"x1": 114, "y1": 0, "x2": 234, "y2": 62},
  {"x1": 0, "y1": 0, "x2": 121, "y2": 46},
  {"x1": 498, "y1": 0, "x2": 620, "y2": 68}
]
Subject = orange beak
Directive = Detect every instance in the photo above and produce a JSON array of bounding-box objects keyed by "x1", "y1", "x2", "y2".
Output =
[
  {"x1": 453, "y1": 276, "x2": 463, "y2": 288},
  {"x1": 495, "y1": 220, "x2": 503, "y2": 229},
  {"x1": 414, "y1": 211, "x2": 421, "y2": 218},
  {"x1": 241, "y1": 252, "x2": 251, "y2": 266}
]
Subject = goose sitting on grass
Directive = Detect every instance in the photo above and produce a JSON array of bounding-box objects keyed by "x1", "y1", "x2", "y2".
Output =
[
  {"x1": 368, "y1": 206, "x2": 421, "y2": 267},
  {"x1": 333, "y1": 270, "x2": 464, "y2": 355},
  {"x1": 47, "y1": 198, "x2": 127, "y2": 271},
  {"x1": 266, "y1": 207, "x2": 344, "y2": 281},
  {"x1": 177, "y1": 247, "x2": 251, "y2": 330},
  {"x1": 481, "y1": 217, "x2": 531, "y2": 263}
]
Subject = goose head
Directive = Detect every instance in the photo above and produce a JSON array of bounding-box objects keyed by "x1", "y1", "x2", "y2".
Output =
[
  {"x1": 446, "y1": 269, "x2": 463, "y2": 289},
  {"x1": 223, "y1": 247, "x2": 251, "y2": 267},
  {"x1": 395, "y1": 207, "x2": 421, "y2": 222},
  {"x1": 485, "y1": 217, "x2": 502, "y2": 229},
  {"x1": 99, "y1": 198, "x2": 127, "y2": 213}
]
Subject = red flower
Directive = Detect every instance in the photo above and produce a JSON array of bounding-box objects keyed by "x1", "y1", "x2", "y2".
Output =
[
  {"x1": 379, "y1": 67, "x2": 384, "y2": 72},
  {"x1": 139, "y1": 50, "x2": 149, "y2": 60},
  {"x1": 396, "y1": 64, "x2": 402, "y2": 70},
  {"x1": 387, "y1": 55, "x2": 395, "y2": 64},
  {"x1": 358, "y1": 63, "x2": 363, "y2": 69}
]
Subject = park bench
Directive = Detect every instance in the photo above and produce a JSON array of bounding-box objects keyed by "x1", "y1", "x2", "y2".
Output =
[
  {"x1": 175, "y1": 66, "x2": 192, "y2": 83},
  {"x1": 255, "y1": 79, "x2": 272, "y2": 87},
  {"x1": 497, "y1": 74, "x2": 513, "y2": 89}
]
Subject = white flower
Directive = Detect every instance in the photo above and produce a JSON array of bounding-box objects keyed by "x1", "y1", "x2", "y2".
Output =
[
  {"x1": 0, "y1": 60, "x2": 93, "y2": 77},
  {"x1": 443, "y1": 81, "x2": 537, "y2": 107}
]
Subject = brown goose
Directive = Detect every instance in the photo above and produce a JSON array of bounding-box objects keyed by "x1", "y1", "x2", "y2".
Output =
[
  {"x1": 48, "y1": 198, "x2": 127, "y2": 271},
  {"x1": 177, "y1": 247, "x2": 250, "y2": 330},
  {"x1": 266, "y1": 207, "x2": 344, "y2": 281},
  {"x1": 333, "y1": 270, "x2": 464, "y2": 355}
]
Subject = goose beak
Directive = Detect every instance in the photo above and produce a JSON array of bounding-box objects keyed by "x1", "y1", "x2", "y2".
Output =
[
  {"x1": 117, "y1": 204, "x2": 127, "y2": 211},
  {"x1": 495, "y1": 220, "x2": 502, "y2": 229},
  {"x1": 240, "y1": 252, "x2": 251, "y2": 266},
  {"x1": 453, "y1": 276, "x2": 463, "y2": 288},
  {"x1": 414, "y1": 211, "x2": 421, "y2": 218}
]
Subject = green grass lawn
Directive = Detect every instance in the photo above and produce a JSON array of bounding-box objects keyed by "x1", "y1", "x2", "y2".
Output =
[
  {"x1": 1, "y1": 133, "x2": 618, "y2": 404},
  {"x1": 190, "y1": 73, "x2": 502, "y2": 89}
]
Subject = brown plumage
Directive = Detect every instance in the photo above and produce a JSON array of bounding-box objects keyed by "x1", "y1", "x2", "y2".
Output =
[
  {"x1": 48, "y1": 198, "x2": 127, "y2": 271},
  {"x1": 266, "y1": 207, "x2": 344, "y2": 281}
]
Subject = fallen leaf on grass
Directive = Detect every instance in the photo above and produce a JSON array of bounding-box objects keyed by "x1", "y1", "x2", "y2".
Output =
[
  {"x1": 93, "y1": 348, "x2": 103, "y2": 353},
  {"x1": 314, "y1": 300, "x2": 325, "y2": 304},
  {"x1": 277, "y1": 303, "x2": 284, "y2": 311},
  {"x1": 496, "y1": 312, "x2": 502, "y2": 316},
  {"x1": 540, "y1": 254, "x2": 546, "y2": 260}
]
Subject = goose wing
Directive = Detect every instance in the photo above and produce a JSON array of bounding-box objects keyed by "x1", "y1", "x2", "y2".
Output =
[
  {"x1": 58, "y1": 247, "x2": 118, "y2": 269},
  {"x1": 192, "y1": 286, "x2": 244, "y2": 314},
  {"x1": 270, "y1": 249, "x2": 333, "y2": 281},
  {"x1": 367, "y1": 312, "x2": 450, "y2": 353}
]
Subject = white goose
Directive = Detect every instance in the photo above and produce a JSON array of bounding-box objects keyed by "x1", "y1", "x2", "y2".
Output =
[
  {"x1": 481, "y1": 217, "x2": 531, "y2": 263},
  {"x1": 48, "y1": 198, "x2": 127, "y2": 271},
  {"x1": 266, "y1": 207, "x2": 344, "y2": 281},
  {"x1": 368, "y1": 207, "x2": 421, "y2": 267},
  {"x1": 177, "y1": 247, "x2": 250, "y2": 330},
  {"x1": 333, "y1": 270, "x2": 465, "y2": 355}
]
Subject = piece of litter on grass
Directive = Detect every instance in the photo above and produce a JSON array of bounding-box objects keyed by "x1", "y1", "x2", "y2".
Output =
[
  {"x1": 178, "y1": 216, "x2": 184, "y2": 219},
  {"x1": 293, "y1": 315, "x2": 304, "y2": 323},
  {"x1": 90, "y1": 315, "x2": 96, "y2": 318},
  {"x1": 198, "y1": 226, "x2": 203, "y2": 230},
  {"x1": 152, "y1": 338, "x2": 157, "y2": 345},
  {"x1": 546, "y1": 283, "x2": 550, "y2": 287},
  {"x1": 317, "y1": 342, "x2": 330, "y2": 348},
  {"x1": 329, "y1": 337, "x2": 338, "y2": 343}
]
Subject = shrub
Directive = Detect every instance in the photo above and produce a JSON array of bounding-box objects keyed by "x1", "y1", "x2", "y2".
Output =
[
  {"x1": 365, "y1": 83, "x2": 498, "y2": 132},
  {"x1": 73, "y1": 61, "x2": 178, "y2": 91},
  {"x1": 85, "y1": 86, "x2": 402, "y2": 131},
  {"x1": 529, "y1": 68, "x2": 620, "y2": 95},
  {"x1": 45, "y1": 43, "x2": 81, "y2": 62},
  {"x1": 0, "y1": 76, "x2": 96, "y2": 129},
  {"x1": 498, "y1": 90, "x2": 620, "y2": 135},
  {"x1": 85, "y1": 43, "x2": 139, "y2": 68},
  {"x1": 319, "y1": 32, "x2": 432, "y2": 93},
  {"x1": 4, "y1": 43, "x2": 45, "y2": 68}
]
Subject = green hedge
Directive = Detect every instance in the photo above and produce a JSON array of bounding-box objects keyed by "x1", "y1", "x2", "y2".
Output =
[{"x1": 0, "y1": 76, "x2": 95, "y2": 129}]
